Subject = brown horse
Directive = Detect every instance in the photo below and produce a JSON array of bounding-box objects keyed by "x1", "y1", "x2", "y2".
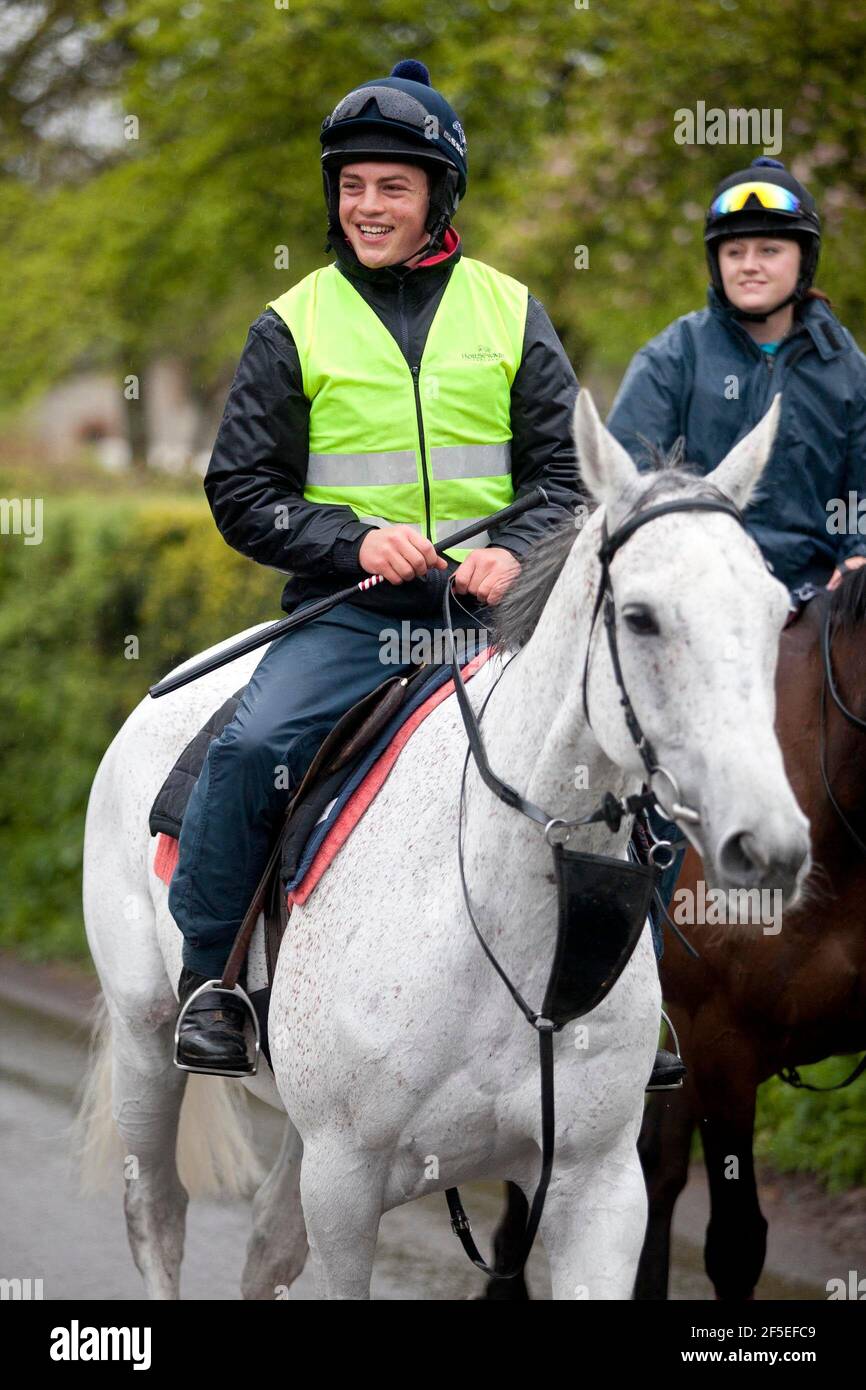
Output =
[
  {"x1": 486, "y1": 566, "x2": 866, "y2": 1301},
  {"x1": 636, "y1": 566, "x2": 866, "y2": 1300}
]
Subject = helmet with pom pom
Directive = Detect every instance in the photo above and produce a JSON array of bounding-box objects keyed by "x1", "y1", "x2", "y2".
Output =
[
  {"x1": 704, "y1": 157, "x2": 821, "y2": 320},
  {"x1": 320, "y1": 59, "x2": 467, "y2": 258}
]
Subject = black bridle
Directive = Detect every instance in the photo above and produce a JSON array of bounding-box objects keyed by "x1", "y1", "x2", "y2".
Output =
[
  {"x1": 441, "y1": 491, "x2": 746, "y2": 1277},
  {"x1": 580, "y1": 497, "x2": 747, "y2": 819}
]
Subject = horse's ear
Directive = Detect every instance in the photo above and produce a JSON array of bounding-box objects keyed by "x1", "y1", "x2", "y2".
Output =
[
  {"x1": 572, "y1": 389, "x2": 640, "y2": 512},
  {"x1": 706, "y1": 393, "x2": 781, "y2": 510}
]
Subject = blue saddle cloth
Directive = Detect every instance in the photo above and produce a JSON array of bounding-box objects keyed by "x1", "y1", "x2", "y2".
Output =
[{"x1": 280, "y1": 655, "x2": 483, "y2": 892}]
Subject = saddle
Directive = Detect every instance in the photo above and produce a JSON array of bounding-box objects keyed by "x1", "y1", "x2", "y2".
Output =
[{"x1": 150, "y1": 657, "x2": 473, "y2": 1063}]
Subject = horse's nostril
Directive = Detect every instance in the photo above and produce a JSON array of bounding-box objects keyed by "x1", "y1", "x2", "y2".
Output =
[
  {"x1": 718, "y1": 830, "x2": 768, "y2": 881},
  {"x1": 717, "y1": 828, "x2": 809, "y2": 891},
  {"x1": 739, "y1": 832, "x2": 770, "y2": 874}
]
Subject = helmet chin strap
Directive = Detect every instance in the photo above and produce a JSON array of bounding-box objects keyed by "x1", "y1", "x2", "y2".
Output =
[{"x1": 401, "y1": 207, "x2": 452, "y2": 262}]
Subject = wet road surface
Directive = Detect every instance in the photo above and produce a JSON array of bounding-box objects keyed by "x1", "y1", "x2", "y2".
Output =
[{"x1": 0, "y1": 981, "x2": 852, "y2": 1301}]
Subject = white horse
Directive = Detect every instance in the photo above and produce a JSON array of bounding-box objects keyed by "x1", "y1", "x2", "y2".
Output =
[{"x1": 77, "y1": 391, "x2": 810, "y2": 1300}]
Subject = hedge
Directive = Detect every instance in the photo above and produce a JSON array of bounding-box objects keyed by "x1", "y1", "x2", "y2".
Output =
[{"x1": 0, "y1": 494, "x2": 277, "y2": 959}]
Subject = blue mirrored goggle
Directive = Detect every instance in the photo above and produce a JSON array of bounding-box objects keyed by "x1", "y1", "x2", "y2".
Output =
[{"x1": 709, "y1": 181, "x2": 802, "y2": 218}]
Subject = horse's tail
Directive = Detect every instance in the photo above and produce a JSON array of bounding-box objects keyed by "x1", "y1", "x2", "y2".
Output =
[{"x1": 73, "y1": 994, "x2": 265, "y2": 1200}]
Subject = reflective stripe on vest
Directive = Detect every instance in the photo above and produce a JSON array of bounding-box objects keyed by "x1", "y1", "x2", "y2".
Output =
[{"x1": 267, "y1": 257, "x2": 527, "y2": 561}]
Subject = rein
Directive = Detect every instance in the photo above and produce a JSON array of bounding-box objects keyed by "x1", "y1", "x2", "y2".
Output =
[
  {"x1": 819, "y1": 599, "x2": 866, "y2": 857},
  {"x1": 777, "y1": 597, "x2": 866, "y2": 1094},
  {"x1": 441, "y1": 492, "x2": 745, "y2": 1277}
]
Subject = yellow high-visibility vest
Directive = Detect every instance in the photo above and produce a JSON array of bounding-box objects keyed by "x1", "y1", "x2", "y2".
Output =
[{"x1": 267, "y1": 256, "x2": 528, "y2": 560}]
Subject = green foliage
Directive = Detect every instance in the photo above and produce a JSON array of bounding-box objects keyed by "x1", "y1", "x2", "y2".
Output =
[
  {"x1": 0, "y1": 494, "x2": 278, "y2": 960},
  {"x1": 6, "y1": 0, "x2": 865, "y2": 410},
  {"x1": 755, "y1": 1061, "x2": 866, "y2": 1191},
  {"x1": 478, "y1": 0, "x2": 866, "y2": 369}
]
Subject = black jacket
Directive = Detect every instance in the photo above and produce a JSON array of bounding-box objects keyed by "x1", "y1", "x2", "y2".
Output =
[{"x1": 203, "y1": 230, "x2": 584, "y2": 616}]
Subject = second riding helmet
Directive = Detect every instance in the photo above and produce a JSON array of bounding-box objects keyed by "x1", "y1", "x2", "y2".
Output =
[
  {"x1": 320, "y1": 59, "x2": 468, "y2": 257},
  {"x1": 704, "y1": 156, "x2": 821, "y2": 321}
]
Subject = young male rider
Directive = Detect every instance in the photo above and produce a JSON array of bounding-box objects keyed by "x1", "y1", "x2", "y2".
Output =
[
  {"x1": 170, "y1": 59, "x2": 677, "y2": 1089},
  {"x1": 170, "y1": 56, "x2": 583, "y2": 1061}
]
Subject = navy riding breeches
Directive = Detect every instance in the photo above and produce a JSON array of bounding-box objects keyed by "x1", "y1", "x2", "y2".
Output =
[{"x1": 169, "y1": 595, "x2": 489, "y2": 976}]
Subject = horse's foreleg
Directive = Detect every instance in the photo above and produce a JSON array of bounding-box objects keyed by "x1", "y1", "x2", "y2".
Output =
[
  {"x1": 695, "y1": 1054, "x2": 766, "y2": 1300},
  {"x1": 299, "y1": 1142, "x2": 384, "y2": 1300},
  {"x1": 540, "y1": 1136, "x2": 648, "y2": 1300},
  {"x1": 242, "y1": 1118, "x2": 308, "y2": 1300},
  {"x1": 634, "y1": 1042, "x2": 697, "y2": 1299},
  {"x1": 112, "y1": 1016, "x2": 189, "y2": 1300}
]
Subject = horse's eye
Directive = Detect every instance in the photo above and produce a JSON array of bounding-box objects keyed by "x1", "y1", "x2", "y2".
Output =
[{"x1": 622, "y1": 605, "x2": 659, "y2": 636}]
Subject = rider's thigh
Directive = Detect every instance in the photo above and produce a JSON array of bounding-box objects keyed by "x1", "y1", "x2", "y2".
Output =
[{"x1": 224, "y1": 598, "x2": 431, "y2": 764}]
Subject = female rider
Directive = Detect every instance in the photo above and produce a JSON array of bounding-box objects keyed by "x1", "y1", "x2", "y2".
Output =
[{"x1": 607, "y1": 155, "x2": 866, "y2": 966}]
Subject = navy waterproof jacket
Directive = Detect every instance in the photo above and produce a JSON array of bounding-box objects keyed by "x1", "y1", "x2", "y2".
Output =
[{"x1": 607, "y1": 288, "x2": 866, "y2": 589}]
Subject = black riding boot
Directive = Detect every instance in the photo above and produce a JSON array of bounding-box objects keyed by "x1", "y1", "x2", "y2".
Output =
[
  {"x1": 175, "y1": 966, "x2": 252, "y2": 1073},
  {"x1": 646, "y1": 1048, "x2": 686, "y2": 1091}
]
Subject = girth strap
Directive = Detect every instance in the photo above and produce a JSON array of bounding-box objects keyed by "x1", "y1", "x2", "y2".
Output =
[{"x1": 446, "y1": 1027, "x2": 554, "y2": 1278}]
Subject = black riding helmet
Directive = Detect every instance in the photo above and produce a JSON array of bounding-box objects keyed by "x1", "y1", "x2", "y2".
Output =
[
  {"x1": 320, "y1": 58, "x2": 468, "y2": 258},
  {"x1": 704, "y1": 156, "x2": 821, "y2": 321}
]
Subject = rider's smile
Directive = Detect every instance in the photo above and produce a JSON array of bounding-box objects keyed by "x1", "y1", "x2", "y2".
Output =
[
  {"x1": 718, "y1": 236, "x2": 801, "y2": 319},
  {"x1": 338, "y1": 160, "x2": 431, "y2": 267}
]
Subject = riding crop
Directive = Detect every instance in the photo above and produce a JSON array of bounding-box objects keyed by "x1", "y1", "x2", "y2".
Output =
[{"x1": 149, "y1": 487, "x2": 549, "y2": 698}]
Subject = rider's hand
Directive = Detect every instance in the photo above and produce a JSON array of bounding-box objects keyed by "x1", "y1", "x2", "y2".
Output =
[
  {"x1": 827, "y1": 555, "x2": 866, "y2": 590},
  {"x1": 358, "y1": 525, "x2": 448, "y2": 585},
  {"x1": 452, "y1": 547, "x2": 521, "y2": 606}
]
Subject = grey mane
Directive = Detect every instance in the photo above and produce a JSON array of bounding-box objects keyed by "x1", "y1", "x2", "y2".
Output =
[{"x1": 490, "y1": 448, "x2": 729, "y2": 653}]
